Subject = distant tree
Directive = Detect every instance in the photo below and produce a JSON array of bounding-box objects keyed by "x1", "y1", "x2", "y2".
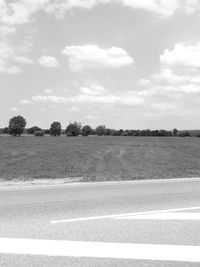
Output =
[
  {"x1": 66, "y1": 122, "x2": 81, "y2": 136},
  {"x1": 122, "y1": 130, "x2": 130, "y2": 136},
  {"x1": 8, "y1": 115, "x2": 26, "y2": 136},
  {"x1": 44, "y1": 129, "x2": 50, "y2": 135},
  {"x1": 27, "y1": 126, "x2": 41, "y2": 135},
  {"x1": 158, "y1": 129, "x2": 171, "y2": 136},
  {"x1": 151, "y1": 130, "x2": 159, "y2": 136},
  {"x1": 141, "y1": 129, "x2": 151, "y2": 136},
  {"x1": 50, "y1": 121, "x2": 62, "y2": 136},
  {"x1": 111, "y1": 129, "x2": 120, "y2": 136},
  {"x1": 109, "y1": 129, "x2": 117, "y2": 136},
  {"x1": 119, "y1": 129, "x2": 124, "y2": 136},
  {"x1": 173, "y1": 128, "x2": 178, "y2": 137},
  {"x1": 105, "y1": 128, "x2": 113, "y2": 136},
  {"x1": 95, "y1": 125, "x2": 106, "y2": 136},
  {"x1": 34, "y1": 130, "x2": 44, "y2": 137},
  {"x1": 2, "y1": 127, "x2": 9, "y2": 134},
  {"x1": 178, "y1": 131, "x2": 191, "y2": 137},
  {"x1": 81, "y1": 125, "x2": 93, "y2": 136}
]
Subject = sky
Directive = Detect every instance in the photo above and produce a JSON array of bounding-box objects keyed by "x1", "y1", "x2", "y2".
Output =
[{"x1": 1, "y1": 0, "x2": 200, "y2": 130}]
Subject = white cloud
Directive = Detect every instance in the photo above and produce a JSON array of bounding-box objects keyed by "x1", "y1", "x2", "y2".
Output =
[
  {"x1": 19, "y1": 99, "x2": 32, "y2": 104},
  {"x1": 139, "y1": 67, "x2": 200, "y2": 96},
  {"x1": 68, "y1": 106, "x2": 80, "y2": 112},
  {"x1": 38, "y1": 56, "x2": 58, "y2": 68},
  {"x1": 45, "y1": 0, "x2": 110, "y2": 17},
  {"x1": 44, "y1": 89, "x2": 53, "y2": 94},
  {"x1": 0, "y1": 25, "x2": 16, "y2": 36},
  {"x1": 150, "y1": 102, "x2": 180, "y2": 112},
  {"x1": 14, "y1": 56, "x2": 34, "y2": 64},
  {"x1": 32, "y1": 91, "x2": 144, "y2": 107},
  {"x1": 160, "y1": 43, "x2": 200, "y2": 68},
  {"x1": 152, "y1": 68, "x2": 188, "y2": 84},
  {"x1": 0, "y1": 0, "x2": 50, "y2": 25},
  {"x1": 47, "y1": 0, "x2": 199, "y2": 18},
  {"x1": 138, "y1": 78, "x2": 150, "y2": 86},
  {"x1": 80, "y1": 84, "x2": 107, "y2": 96},
  {"x1": 17, "y1": 39, "x2": 33, "y2": 55},
  {"x1": 85, "y1": 114, "x2": 98, "y2": 120},
  {"x1": 119, "y1": 0, "x2": 179, "y2": 18},
  {"x1": 180, "y1": 84, "x2": 200, "y2": 93},
  {"x1": 0, "y1": 42, "x2": 13, "y2": 59},
  {"x1": 10, "y1": 107, "x2": 19, "y2": 112},
  {"x1": 0, "y1": 42, "x2": 33, "y2": 73},
  {"x1": 0, "y1": 0, "x2": 199, "y2": 28},
  {"x1": 62, "y1": 45, "x2": 134, "y2": 71},
  {"x1": 183, "y1": 0, "x2": 200, "y2": 13},
  {"x1": 40, "y1": 107, "x2": 46, "y2": 112},
  {"x1": 137, "y1": 55, "x2": 200, "y2": 99},
  {"x1": 0, "y1": 59, "x2": 21, "y2": 74}
]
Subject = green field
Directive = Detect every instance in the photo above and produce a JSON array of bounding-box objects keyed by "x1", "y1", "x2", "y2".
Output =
[{"x1": 0, "y1": 136, "x2": 200, "y2": 181}]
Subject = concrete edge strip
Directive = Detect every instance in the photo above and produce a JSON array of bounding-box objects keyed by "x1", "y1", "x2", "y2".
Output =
[
  {"x1": 0, "y1": 238, "x2": 200, "y2": 262},
  {"x1": 0, "y1": 177, "x2": 200, "y2": 191}
]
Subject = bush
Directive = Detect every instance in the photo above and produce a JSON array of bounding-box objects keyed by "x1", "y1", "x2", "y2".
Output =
[
  {"x1": 34, "y1": 130, "x2": 44, "y2": 137},
  {"x1": 178, "y1": 131, "x2": 191, "y2": 137},
  {"x1": 44, "y1": 129, "x2": 50, "y2": 135},
  {"x1": 27, "y1": 126, "x2": 41, "y2": 135}
]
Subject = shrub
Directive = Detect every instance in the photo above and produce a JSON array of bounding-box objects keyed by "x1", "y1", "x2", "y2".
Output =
[
  {"x1": 178, "y1": 131, "x2": 191, "y2": 137},
  {"x1": 34, "y1": 130, "x2": 44, "y2": 137},
  {"x1": 27, "y1": 126, "x2": 41, "y2": 135}
]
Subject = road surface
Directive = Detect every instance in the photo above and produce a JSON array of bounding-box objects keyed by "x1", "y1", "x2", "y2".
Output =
[{"x1": 1, "y1": 178, "x2": 200, "y2": 266}]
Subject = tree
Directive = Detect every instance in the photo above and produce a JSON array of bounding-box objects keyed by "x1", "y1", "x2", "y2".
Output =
[
  {"x1": 95, "y1": 125, "x2": 106, "y2": 136},
  {"x1": 50, "y1": 121, "x2": 62, "y2": 136},
  {"x1": 44, "y1": 129, "x2": 50, "y2": 135},
  {"x1": 81, "y1": 125, "x2": 93, "y2": 136},
  {"x1": 2, "y1": 127, "x2": 9, "y2": 134},
  {"x1": 27, "y1": 126, "x2": 41, "y2": 135},
  {"x1": 8, "y1": 115, "x2": 26, "y2": 136},
  {"x1": 178, "y1": 131, "x2": 191, "y2": 137},
  {"x1": 173, "y1": 128, "x2": 178, "y2": 137},
  {"x1": 65, "y1": 122, "x2": 81, "y2": 136}
]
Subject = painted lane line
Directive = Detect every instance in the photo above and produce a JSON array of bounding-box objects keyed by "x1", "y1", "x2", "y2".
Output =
[
  {"x1": 50, "y1": 206, "x2": 200, "y2": 224},
  {"x1": 114, "y1": 212, "x2": 200, "y2": 220},
  {"x1": 0, "y1": 238, "x2": 200, "y2": 262}
]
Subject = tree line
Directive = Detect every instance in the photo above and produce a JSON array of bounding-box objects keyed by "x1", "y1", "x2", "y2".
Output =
[{"x1": 0, "y1": 115, "x2": 196, "y2": 137}]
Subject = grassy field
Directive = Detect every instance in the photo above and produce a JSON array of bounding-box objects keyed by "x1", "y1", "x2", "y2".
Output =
[{"x1": 0, "y1": 136, "x2": 200, "y2": 181}]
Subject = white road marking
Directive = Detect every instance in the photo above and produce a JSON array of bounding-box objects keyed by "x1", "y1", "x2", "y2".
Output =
[
  {"x1": 114, "y1": 212, "x2": 200, "y2": 220},
  {"x1": 0, "y1": 238, "x2": 200, "y2": 262},
  {"x1": 51, "y1": 206, "x2": 200, "y2": 224}
]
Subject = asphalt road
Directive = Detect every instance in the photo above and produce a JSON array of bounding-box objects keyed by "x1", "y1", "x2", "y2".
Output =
[{"x1": 1, "y1": 178, "x2": 200, "y2": 266}]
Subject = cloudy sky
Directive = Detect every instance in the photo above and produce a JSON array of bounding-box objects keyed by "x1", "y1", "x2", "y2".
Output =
[{"x1": 1, "y1": 0, "x2": 200, "y2": 130}]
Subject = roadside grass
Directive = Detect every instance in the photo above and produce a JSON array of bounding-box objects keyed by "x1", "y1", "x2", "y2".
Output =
[{"x1": 0, "y1": 136, "x2": 200, "y2": 181}]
